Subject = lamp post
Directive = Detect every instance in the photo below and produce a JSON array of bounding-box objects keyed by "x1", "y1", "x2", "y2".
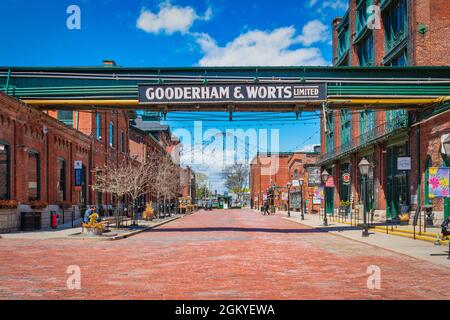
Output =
[
  {"x1": 358, "y1": 157, "x2": 371, "y2": 237},
  {"x1": 300, "y1": 179, "x2": 305, "y2": 220},
  {"x1": 321, "y1": 169, "x2": 330, "y2": 226},
  {"x1": 287, "y1": 181, "x2": 292, "y2": 217}
]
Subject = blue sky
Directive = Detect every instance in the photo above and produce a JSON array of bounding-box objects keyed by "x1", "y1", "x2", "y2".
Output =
[{"x1": 1, "y1": 0, "x2": 348, "y2": 191}]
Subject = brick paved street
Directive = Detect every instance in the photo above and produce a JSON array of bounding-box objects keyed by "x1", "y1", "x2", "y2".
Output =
[{"x1": 0, "y1": 209, "x2": 449, "y2": 300}]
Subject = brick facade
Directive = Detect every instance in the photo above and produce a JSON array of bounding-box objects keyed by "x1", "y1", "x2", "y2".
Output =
[
  {"x1": 0, "y1": 92, "x2": 189, "y2": 232},
  {"x1": 321, "y1": 0, "x2": 450, "y2": 222},
  {"x1": 250, "y1": 152, "x2": 319, "y2": 212}
]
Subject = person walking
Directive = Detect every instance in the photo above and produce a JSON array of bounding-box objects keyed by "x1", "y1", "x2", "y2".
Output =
[{"x1": 441, "y1": 216, "x2": 450, "y2": 239}]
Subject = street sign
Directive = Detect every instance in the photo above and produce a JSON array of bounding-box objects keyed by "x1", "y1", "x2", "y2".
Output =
[{"x1": 138, "y1": 83, "x2": 327, "y2": 104}]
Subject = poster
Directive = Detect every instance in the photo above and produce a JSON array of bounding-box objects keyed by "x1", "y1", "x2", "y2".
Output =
[
  {"x1": 428, "y1": 167, "x2": 450, "y2": 198},
  {"x1": 307, "y1": 167, "x2": 321, "y2": 186}
]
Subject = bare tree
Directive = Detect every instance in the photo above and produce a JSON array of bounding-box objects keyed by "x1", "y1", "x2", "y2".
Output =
[{"x1": 222, "y1": 163, "x2": 249, "y2": 201}]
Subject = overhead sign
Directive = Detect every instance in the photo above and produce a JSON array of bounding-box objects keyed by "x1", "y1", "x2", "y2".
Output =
[
  {"x1": 397, "y1": 157, "x2": 411, "y2": 170},
  {"x1": 138, "y1": 83, "x2": 327, "y2": 104}
]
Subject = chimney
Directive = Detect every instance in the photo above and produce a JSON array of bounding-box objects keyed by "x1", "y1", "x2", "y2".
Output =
[{"x1": 102, "y1": 60, "x2": 117, "y2": 67}]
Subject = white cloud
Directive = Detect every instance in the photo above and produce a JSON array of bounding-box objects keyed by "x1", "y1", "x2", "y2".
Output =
[
  {"x1": 136, "y1": 2, "x2": 212, "y2": 35},
  {"x1": 297, "y1": 19, "x2": 329, "y2": 46},
  {"x1": 307, "y1": 0, "x2": 319, "y2": 7},
  {"x1": 195, "y1": 25, "x2": 328, "y2": 66},
  {"x1": 321, "y1": 0, "x2": 348, "y2": 11}
]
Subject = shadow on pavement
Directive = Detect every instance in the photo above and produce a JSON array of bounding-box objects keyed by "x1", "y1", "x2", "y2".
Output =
[{"x1": 147, "y1": 225, "x2": 362, "y2": 234}]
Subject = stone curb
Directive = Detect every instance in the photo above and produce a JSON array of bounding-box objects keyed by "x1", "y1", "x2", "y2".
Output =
[
  {"x1": 282, "y1": 216, "x2": 450, "y2": 269},
  {"x1": 55, "y1": 215, "x2": 186, "y2": 241}
]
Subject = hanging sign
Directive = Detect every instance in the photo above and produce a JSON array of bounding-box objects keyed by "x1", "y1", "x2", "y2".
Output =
[
  {"x1": 138, "y1": 83, "x2": 326, "y2": 104},
  {"x1": 342, "y1": 172, "x2": 351, "y2": 185},
  {"x1": 325, "y1": 176, "x2": 335, "y2": 188},
  {"x1": 428, "y1": 167, "x2": 450, "y2": 198},
  {"x1": 74, "y1": 160, "x2": 83, "y2": 187}
]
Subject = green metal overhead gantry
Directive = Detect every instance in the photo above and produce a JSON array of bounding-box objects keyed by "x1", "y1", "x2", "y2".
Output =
[{"x1": 0, "y1": 65, "x2": 449, "y2": 111}]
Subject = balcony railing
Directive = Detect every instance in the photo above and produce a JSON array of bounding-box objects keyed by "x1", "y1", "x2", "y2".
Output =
[{"x1": 318, "y1": 112, "x2": 408, "y2": 164}]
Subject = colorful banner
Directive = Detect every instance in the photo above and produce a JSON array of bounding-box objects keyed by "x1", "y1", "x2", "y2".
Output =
[{"x1": 428, "y1": 167, "x2": 450, "y2": 198}]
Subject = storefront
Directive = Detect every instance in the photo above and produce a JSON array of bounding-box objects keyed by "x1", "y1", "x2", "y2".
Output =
[{"x1": 385, "y1": 140, "x2": 410, "y2": 219}]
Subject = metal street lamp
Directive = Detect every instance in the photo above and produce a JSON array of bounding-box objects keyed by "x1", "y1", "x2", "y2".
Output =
[
  {"x1": 287, "y1": 181, "x2": 292, "y2": 217},
  {"x1": 300, "y1": 179, "x2": 305, "y2": 220},
  {"x1": 358, "y1": 157, "x2": 371, "y2": 237},
  {"x1": 321, "y1": 169, "x2": 330, "y2": 226}
]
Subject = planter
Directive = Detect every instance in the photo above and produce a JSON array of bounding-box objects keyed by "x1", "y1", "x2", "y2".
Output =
[{"x1": 83, "y1": 227, "x2": 103, "y2": 236}]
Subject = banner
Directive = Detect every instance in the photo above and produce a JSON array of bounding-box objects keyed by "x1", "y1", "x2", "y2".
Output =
[
  {"x1": 138, "y1": 83, "x2": 326, "y2": 104},
  {"x1": 307, "y1": 167, "x2": 321, "y2": 186},
  {"x1": 428, "y1": 167, "x2": 450, "y2": 198}
]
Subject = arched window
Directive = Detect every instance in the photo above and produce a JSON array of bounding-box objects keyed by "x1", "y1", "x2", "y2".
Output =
[
  {"x1": 109, "y1": 121, "x2": 115, "y2": 148},
  {"x1": 0, "y1": 142, "x2": 10, "y2": 200},
  {"x1": 96, "y1": 113, "x2": 102, "y2": 140},
  {"x1": 56, "y1": 158, "x2": 66, "y2": 201},
  {"x1": 27, "y1": 150, "x2": 40, "y2": 201}
]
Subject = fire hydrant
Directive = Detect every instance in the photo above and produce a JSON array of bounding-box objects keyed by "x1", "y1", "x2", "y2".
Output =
[{"x1": 51, "y1": 211, "x2": 59, "y2": 229}]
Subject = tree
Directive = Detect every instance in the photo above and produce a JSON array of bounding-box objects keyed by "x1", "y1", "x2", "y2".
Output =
[
  {"x1": 222, "y1": 163, "x2": 249, "y2": 201},
  {"x1": 195, "y1": 172, "x2": 211, "y2": 200}
]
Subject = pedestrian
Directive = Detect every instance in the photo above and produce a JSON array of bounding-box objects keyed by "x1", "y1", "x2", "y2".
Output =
[
  {"x1": 263, "y1": 200, "x2": 269, "y2": 215},
  {"x1": 441, "y1": 216, "x2": 450, "y2": 238},
  {"x1": 83, "y1": 206, "x2": 95, "y2": 223}
]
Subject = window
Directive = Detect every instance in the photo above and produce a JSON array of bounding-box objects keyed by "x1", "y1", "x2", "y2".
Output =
[
  {"x1": 0, "y1": 143, "x2": 10, "y2": 200},
  {"x1": 27, "y1": 151, "x2": 40, "y2": 201},
  {"x1": 388, "y1": 50, "x2": 408, "y2": 66},
  {"x1": 340, "y1": 110, "x2": 351, "y2": 146},
  {"x1": 383, "y1": 0, "x2": 407, "y2": 53},
  {"x1": 96, "y1": 113, "x2": 102, "y2": 140},
  {"x1": 357, "y1": 32, "x2": 374, "y2": 66},
  {"x1": 56, "y1": 158, "x2": 66, "y2": 202},
  {"x1": 360, "y1": 110, "x2": 375, "y2": 143},
  {"x1": 57, "y1": 111, "x2": 74, "y2": 127},
  {"x1": 109, "y1": 122, "x2": 115, "y2": 148},
  {"x1": 337, "y1": 17, "x2": 350, "y2": 65},
  {"x1": 120, "y1": 130, "x2": 125, "y2": 152},
  {"x1": 325, "y1": 112, "x2": 334, "y2": 154},
  {"x1": 355, "y1": 0, "x2": 373, "y2": 37}
]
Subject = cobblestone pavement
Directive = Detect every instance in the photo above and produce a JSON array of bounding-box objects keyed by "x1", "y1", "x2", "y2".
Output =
[{"x1": 0, "y1": 209, "x2": 449, "y2": 300}]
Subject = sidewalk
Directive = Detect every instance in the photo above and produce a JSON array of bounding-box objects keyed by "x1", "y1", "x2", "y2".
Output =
[
  {"x1": 0, "y1": 214, "x2": 185, "y2": 241},
  {"x1": 271, "y1": 210, "x2": 450, "y2": 269}
]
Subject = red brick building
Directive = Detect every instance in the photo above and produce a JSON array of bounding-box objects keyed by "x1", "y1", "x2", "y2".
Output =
[
  {"x1": 320, "y1": 0, "x2": 450, "y2": 222},
  {"x1": 250, "y1": 151, "x2": 320, "y2": 213},
  {"x1": 0, "y1": 93, "x2": 188, "y2": 232}
]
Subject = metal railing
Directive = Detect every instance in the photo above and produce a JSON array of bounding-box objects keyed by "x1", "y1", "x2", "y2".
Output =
[{"x1": 319, "y1": 112, "x2": 408, "y2": 164}]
